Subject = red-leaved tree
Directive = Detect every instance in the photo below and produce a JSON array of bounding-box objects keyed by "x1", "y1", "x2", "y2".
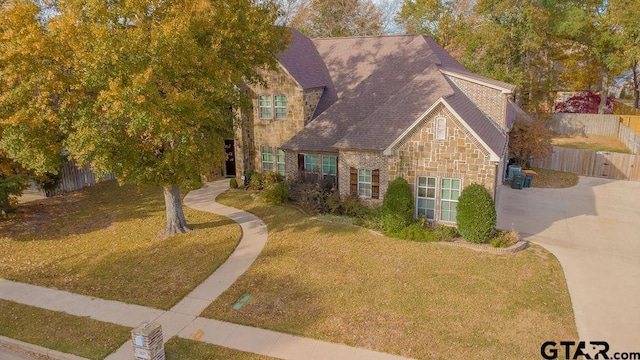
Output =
[{"x1": 554, "y1": 91, "x2": 613, "y2": 114}]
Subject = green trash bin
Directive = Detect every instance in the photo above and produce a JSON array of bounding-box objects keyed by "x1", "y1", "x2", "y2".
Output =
[
  {"x1": 511, "y1": 171, "x2": 524, "y2": 190},
  {"x1": 522, "y1": 170, "x2": 536, "y2": 188}
]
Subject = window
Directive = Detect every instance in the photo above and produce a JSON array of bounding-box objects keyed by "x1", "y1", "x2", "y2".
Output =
[
  {"x1": 440, "y1": 178, "x2": 461, "y2": 222},
  {"x1": 259, "y1": 95, "x2": 272, "y2": 119},
  {"x1": 322, "y1": 156, "x2": 338, "y2": 182},
  {"x1": 358, "y1": 169, "x2": 372, "y2": 198},
  {"x1": 435, "y1": 116, "x2": 446, "y2": 140},
  {"x1": 274, "y1": 95, "x2": 287, "y2": 119},
  {"x1": 416, "y1": 177, "x2": 437, "y2": 220},
  {"x1": 277, "y1": 149, "x2": 286, "y2": 177},
  {"x1": 261, "y1": 146, "x2": 274, "y2": 172},
  {"x1": 304, "y1": 154, "x2": 320, "y2": 173},
  {"x1": 349, "y1": 168, "x2": 380, "y2": 199}
]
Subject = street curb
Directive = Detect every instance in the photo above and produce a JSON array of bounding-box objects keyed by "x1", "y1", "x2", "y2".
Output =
[{"x1": 0, "y1": 336, "x2": 89, "y2": 360}]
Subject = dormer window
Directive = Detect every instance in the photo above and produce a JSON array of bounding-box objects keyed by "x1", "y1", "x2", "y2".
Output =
[{"x1": 259, "y1": 95, "x2": 287, "y2": 120}]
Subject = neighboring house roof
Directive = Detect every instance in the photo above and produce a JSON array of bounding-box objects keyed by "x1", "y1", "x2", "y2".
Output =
[{"x1": 279, "y1": 32, "x2": 514, "y2": 158}]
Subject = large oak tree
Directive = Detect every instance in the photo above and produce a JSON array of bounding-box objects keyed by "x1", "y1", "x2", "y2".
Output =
[{"x1": 0, "y1": 0, "x2": 289, "y2": 235}]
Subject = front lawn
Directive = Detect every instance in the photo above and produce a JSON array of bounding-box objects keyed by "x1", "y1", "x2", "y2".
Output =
[
  {"x1": 0, "y1": 181, "x2": 241, "y2": 309},
  {"x1": 203, "y1": 191, "x2": 577, "y2": 360},
  {"x1": 0, "y1": 299, "x2": 130, "y2": 360}
]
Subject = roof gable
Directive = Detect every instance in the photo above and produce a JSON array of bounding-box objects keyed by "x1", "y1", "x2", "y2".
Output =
[
  {"x1": 279, "y1": 31, "x2": 516, "y2": 156},
  {"x1": 383, "y1": 97, "x2": 505, "y2": 161}
]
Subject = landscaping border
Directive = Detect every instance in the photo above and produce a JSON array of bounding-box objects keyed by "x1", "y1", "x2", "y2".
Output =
[{"x1": 437, "y1": 239, "x2": 529, "y2": 254}]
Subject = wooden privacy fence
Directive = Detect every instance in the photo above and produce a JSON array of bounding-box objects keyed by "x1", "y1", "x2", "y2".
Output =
[
  {"x1": 533, "y1": 146, "x2": 640, "y2": 181},
  {"x1": 46, "y1": 160, "x2": 115, "y2": 196},
  {"x1": 551, "y1": 113, "x2": 620, "y2": 137},
  {"x1": 619, "y1": 115, "x2": 640, "y2": 134}
]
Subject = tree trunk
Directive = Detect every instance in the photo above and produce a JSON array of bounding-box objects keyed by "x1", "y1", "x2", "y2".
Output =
[
  {"x1": 599, "y1": 66, "x2": 609, "y2": 114},
  {"x1": 163, "y1": 185, "x2": 191, "y2": 236},
  {"x1": 632, "y1": 61, "x2": 639, "y2": 109}
]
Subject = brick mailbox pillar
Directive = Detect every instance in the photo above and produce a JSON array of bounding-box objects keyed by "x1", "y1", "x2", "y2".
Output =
[{"x1": 132, "y1": 322, "x2": 165, "y2": 360}]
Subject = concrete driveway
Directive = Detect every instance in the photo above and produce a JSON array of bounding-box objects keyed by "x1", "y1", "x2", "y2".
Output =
[{"x1": 497, "y1": 176, "x2": 640, "y2": 352}]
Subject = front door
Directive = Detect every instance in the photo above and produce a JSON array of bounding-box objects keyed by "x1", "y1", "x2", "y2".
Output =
[{"x1": 225, "y1": 140, "x2": 236, "y2": 177}]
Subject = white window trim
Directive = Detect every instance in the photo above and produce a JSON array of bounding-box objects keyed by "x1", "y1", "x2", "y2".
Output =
[
  {"x1": 304, "y1": 154, "x2": 320, "y2": 173},
  {"x1": 358, "y1": 169, "x2": 372, "y2": 198},
  {"x1": 440, "y1": 178, "x2": 461, "y2": 223},
  {"x1": 259, "y1": 95, "x2": 273, "y2": 119},
  {"x1": 274, "y1": 95, "x2": 287, "y2": 119},
  {"x1": 322, "y1": 156, "x2": 337, "y2": 176},
  {"x1": 416, "y1": 176, "x2": 437, "y2": 220},
  {"x1": 261, "y1": 146, "x2": 274, "y2": 172},
  {"x1": 277, "y1": 149, "x2": 286, "y2": 176}
]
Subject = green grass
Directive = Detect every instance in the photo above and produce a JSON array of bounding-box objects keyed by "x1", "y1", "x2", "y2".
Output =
[
  {"x1": 202, "y1": 191, "x2": 577, "y2": 360},
  {"x1": 531, "y1": 167, "x2": 580, "y2": 188},
  {"x1": 0, "y1": 299, "x2": 130, "y2": 360},
  {"x1": 0, "y1": 180, "x2": 241, "y2": 309},
  {"x1": 164, "y1": 338, "x2": 275, "y2": 360}
]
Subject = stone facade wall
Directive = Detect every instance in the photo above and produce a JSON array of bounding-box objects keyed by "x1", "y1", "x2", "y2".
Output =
[
  {"x1": 234, "y1": 66, "x2": 324, "y2": 178},
  {"x1": 338, "y1": 149, "x2": 389, "y2": 206},
  {"x1": 448, "y1": 75, "x2": 508, "y2": 131},
  {"x1": 387, "y1": 104, "x2": 499, "y2": 218},
  {"x1": 303, "y1": 87, "x2": 324, "y2": 125}
]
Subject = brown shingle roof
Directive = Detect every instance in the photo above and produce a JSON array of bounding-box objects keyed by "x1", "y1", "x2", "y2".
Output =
[
  {"x1": 276, "y1": 29, "x2": 332, "y2": 89},
  {"x1": 279, "y1": 33, "x2": 514, "y2": 157}
]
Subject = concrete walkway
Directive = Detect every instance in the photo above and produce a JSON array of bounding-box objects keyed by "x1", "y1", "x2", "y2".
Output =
[
  {"x1": 497, "y1": 177, "x2": 640, "y2": 353},
  {"x1": 1, "y1": 180, "x2": 409, "y2": 360}
]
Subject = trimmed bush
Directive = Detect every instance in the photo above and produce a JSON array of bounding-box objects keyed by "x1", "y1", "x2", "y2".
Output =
[
  {"x1": 382, "y1": 178, "x2": 414, "y2": 232},
  {"x1": 248, "y1": 172, "x2": 264, "y2": 190},
  {"x1": 229, "y1": 178, "x2": 239, "y2": 189},
  {"x1": 456, "y1": 183, "x2": 496, "y2": 244},
  {"x1": 264, "y1": 181, "x2": 289, "y2": 204}
]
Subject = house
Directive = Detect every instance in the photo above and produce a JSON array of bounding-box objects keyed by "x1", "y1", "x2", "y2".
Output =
[{"x1": 230, "y1": 29, "x2": 524, "y2": 224}]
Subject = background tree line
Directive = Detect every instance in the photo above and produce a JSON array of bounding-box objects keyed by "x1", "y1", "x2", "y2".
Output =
[{"x1": 279, "y1": 0, "x2": 640, "y2": 113}]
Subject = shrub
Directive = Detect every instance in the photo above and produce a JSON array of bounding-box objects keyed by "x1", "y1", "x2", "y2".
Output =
[
  {"x1": 262, "y1": 172, "x2": 284, "y2": 190},
  {"x1": 243, "y1": 169, "x2": 255, "y2": 187},
  {"x1": 341, "y1": 193, "x2": 365, "y2": 217},
  {"x1": 383, "y1": 213, "x2": 410, "y2": 233},
  {"x1": 229, "y1": 178, "x2": 239, "y2": 189},
  {"x1": 392, "y1": 223, "x2": 438, "y2": 242},
  {"x1": 434, "y1": 224, "x2": 458, "y2": 242},
  {"x1": 264, "y1": 181, "x2": 289, "y2": 204},
  {"x1": 326, "y1": 190, "x2": 343, "y2": 215},
  {"x1": 456, "y1": 183, "x2": 496, "y2": 244},
  {"x1": 490, "y1": 230, "x2": 520, "y2": 248},
  {"x1": 248, "y1": 172, "x2": 264, "y2": 190},
  {"x1": 288, "y1": 181, "x2": 329, "y2": 214},
  {"x1": 355, "y1": 207, "x2": 385, "y2": 231},
  {"x1": 382, "y1": 178, "x2": 414, "y2": 232}
]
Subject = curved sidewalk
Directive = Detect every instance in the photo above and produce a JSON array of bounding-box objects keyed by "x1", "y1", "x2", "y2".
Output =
[{"x1": 1, "y1": 180, "x2": 410, "y2": 360}]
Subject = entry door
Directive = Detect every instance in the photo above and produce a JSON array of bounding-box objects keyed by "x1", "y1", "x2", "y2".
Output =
[{"x1": 225, "y1": 140, "x2": 236, "y2": 177}]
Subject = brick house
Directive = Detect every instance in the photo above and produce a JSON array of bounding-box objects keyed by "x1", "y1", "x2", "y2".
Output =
[{"x1": 231, "y1": 29, "x2": 525, "y2": 224}]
